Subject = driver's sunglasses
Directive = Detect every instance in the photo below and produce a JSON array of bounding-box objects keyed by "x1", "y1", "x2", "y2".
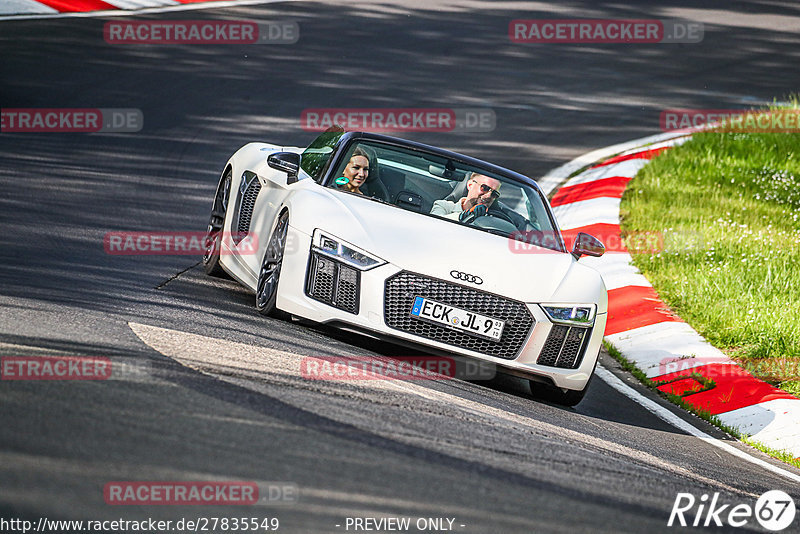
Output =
[{"x1": 473, "y1": 180, "x2": 500, "y2": 199}]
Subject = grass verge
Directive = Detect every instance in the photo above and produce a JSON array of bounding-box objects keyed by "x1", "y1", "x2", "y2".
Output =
[{"x1": 619, "y1": 107, "x2": 800, "y2": 397}]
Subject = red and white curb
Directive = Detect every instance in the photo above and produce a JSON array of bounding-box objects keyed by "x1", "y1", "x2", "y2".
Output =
[
  {"x1": 544, "y1": 134, "x2": 800, "y2": 459},
  {"x1": 0, "y1": 0, "x2": 288, "y2": 20}
]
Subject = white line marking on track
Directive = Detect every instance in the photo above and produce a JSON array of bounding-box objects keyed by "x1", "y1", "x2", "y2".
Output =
[
  {"x1": 129, "y1": 321, "x2": 791, "y2": 490},
  {"x1": 594, "y1": 365, "x2": 800, "y2": 483}
]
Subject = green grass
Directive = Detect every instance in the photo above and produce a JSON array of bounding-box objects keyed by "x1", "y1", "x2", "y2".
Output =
[
  {"x1": 741, "y1": 436, "x2": 800, "y2": 469},
  {"x1": 619, "y1": 108, "x2": 800, "y2": 397}
]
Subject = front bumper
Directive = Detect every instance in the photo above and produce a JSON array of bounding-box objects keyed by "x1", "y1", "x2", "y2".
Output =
[{"x1": 277, "y1": 226, "x2": 607, "y2": 391}]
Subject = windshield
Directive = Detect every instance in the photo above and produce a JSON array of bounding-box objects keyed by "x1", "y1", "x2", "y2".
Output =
[
  {"x1": 300, "y1": 126, "x2": 345, "y2": 181},
  {"x1": 325, "y1": 139, "x2": 564, "y2": 252}
]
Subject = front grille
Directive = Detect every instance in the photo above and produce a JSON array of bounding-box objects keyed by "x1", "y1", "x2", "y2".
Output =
[
  {"x1": 236, "y1": 178, "x2": 261, "y2": 241},
  {"x1": 384, "y1": 271, "x2": 534, "y2": 360},
  {"x1": 306, "y1": 252, "x2": 360, "y2": 314},
  {"x1": 537, "y1": 324, "x2": 591, "y2": 369}
]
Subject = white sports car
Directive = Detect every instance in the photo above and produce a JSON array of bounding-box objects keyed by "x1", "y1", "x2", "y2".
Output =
[{"x1": 203, "y1": 129, "x2": 608, "y2": 405}]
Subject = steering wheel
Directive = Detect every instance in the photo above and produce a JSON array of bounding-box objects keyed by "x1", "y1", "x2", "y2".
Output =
[
  {"x1": 471, "y1": 211, "x2": 520, "y2": 234},
  {"x1": 488, "y1": 209, "x2": 517, "y2": 225}
]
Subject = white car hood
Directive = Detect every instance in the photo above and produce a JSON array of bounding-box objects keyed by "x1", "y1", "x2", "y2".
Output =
[{"x1": 294, "y1": 187, "x2": 603, "y2": 304}]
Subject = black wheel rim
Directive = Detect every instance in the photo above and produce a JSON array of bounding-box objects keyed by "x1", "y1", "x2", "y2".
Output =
[
  {"x1": 203, "y1": 173, "x2": 231, "y2": 263},
  {"x1": 257, "y1": 214, "x2": 289, "y2": 309}
]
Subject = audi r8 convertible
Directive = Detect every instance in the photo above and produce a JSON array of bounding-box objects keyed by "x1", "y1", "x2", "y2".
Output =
[{"x1": 203, "y1": 129, "x2": 608, "y2": 405}]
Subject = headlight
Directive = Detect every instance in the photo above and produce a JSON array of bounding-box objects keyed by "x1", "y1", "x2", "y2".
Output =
[
  {"x1": 541, "y1": 305, "x2": 595, "y2": 325},
  {"x1": 312, "y1": 230, "x2": 387, "y2": 271}
]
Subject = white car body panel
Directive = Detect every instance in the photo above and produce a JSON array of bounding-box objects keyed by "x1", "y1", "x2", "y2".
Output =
[{"x1": 211, "y1": 137, "x2": 608, "y2": 394}]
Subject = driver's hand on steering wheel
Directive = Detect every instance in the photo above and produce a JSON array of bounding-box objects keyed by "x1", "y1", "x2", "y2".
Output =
[
  {"x1": 459, "y1": 203, "x2": 488, "y2": 222},
  {"x1": 461, "y1": 197, "x2": 478, "y2": 212}
]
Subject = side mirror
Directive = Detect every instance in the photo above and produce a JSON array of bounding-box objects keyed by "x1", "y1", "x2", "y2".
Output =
[
  {"x1": 572, "y1": 232, "x2": 605, "y2": 259},
  {"x1": 267, "y1": 152, "x2": 301, "y2": 184}
]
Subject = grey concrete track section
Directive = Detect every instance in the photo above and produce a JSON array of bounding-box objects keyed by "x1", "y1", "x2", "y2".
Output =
[{"x1": 1, "y1": 1, "x2": 799, "y2": 532}]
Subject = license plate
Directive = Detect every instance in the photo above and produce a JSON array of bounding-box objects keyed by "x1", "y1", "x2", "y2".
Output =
[{"x1": 410, "y1": 296, "x2": 505, "y2": 341}]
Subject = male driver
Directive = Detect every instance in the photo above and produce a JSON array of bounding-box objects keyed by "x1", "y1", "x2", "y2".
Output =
[{"x1": 430, "y1": 172, "x2": 501, "y2": 222}]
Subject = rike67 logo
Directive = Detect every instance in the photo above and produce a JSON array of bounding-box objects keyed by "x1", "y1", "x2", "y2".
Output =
[{"x1": 668, "y1": 490, "x2": 796, "y2": 531}]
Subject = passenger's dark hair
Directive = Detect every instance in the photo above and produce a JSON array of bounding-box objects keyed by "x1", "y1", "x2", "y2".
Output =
[{"x1": 351, "y1": 146, "x2": 371, "y2": 162}]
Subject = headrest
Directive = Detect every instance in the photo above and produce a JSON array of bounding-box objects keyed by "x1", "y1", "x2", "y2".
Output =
[{"x1": 445, "y1": 173, "x2": 473, "y2": 201}]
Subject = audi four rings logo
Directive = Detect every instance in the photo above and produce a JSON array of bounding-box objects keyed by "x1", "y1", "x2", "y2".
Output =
[{"x1": 450, "y1": 270, "x2": 483, "y2": 284}]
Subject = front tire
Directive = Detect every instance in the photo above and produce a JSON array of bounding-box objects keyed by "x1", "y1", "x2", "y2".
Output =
[
  {"x1": 203, "y1": 170, "x2": 232, "y2": 277},
  {"x1": 530, "y1": 360, "x2": 597, "y2": 407},
  {"x1": 530, "y1": 380, "x2": 590, "y2": 407},
  {"x1": 255, "y1": 211, "x2": 289, "y2": 317}
]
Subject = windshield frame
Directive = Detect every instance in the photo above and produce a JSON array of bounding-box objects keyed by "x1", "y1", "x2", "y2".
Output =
[{"x1": 316, "y1": 132, "x2": 566, "y2": 253}]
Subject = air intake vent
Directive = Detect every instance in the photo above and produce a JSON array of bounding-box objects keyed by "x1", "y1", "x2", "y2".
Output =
[
  {"x1": 235, "y1": 177, "x2": 261, "y2": 243},
  {"x1": 536, "y1": 325, "x2": 590, "y2": 369},
  {"x1": 306, "y1": 252, "x2": 360, "y2": 314}
]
